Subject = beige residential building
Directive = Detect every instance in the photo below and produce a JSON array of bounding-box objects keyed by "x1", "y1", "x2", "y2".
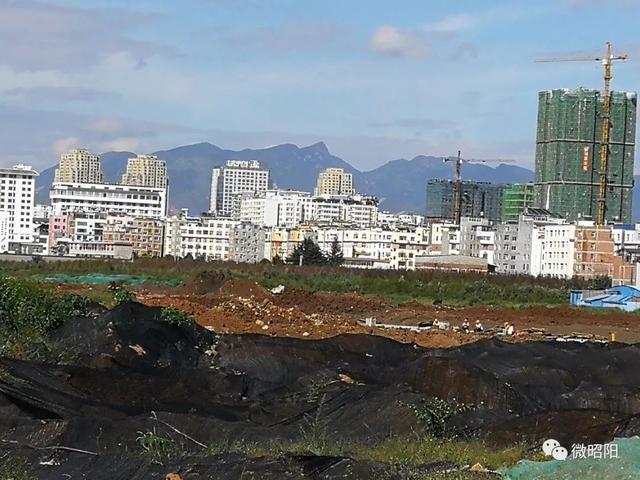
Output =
[
  {"x1": 122, "y1": 154, "x2": 168, "y2": 189},
  {"x1": 54, "y1": 148, "x2": 104, "y2": 184},
  {"x1": 103, "y1": 215, "x2": 165, "y2": 258},
  {"x1": 314, "y1": 168, "x2": 354, "y2": 196}
]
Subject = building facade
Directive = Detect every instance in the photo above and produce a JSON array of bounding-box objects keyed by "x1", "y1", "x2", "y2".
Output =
[
  {"x1": 534, "y1": 88, "x2": 636, "y2": 222},
  {"x1": 314, "y1": 168, "x2": 355, "y2": 196},
  {"x1": 50, "y1": 182, "x2": 168, "y2": 219},
  {"x1": 54, "y1": 148, "x2": 104, "y2": 184},
  {"x1": 425, "y1": 180, "x2": 506, "y2": 222},
  {"x1": 163, "y1": 213, "x2": 238, "y2": 261},
  {"x1": 209, "y1": 160, "x2": 270, "y2": 216},
  {"x1": 121, "y1": 154, "x2": 168, "y2": 189},
  {"x1": 103, "y1": 215, "x2": 164, "y2": 258},
  {"x1": 502, "y1": 183, "x2": 534, "y2": 223},
  {"x1": 0, "y1": 164, "x2": 38, "y2": 245}
]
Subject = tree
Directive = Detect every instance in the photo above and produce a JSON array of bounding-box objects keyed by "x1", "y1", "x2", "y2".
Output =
[
  {"x1": 287, "y1": 238, "x2": 327, "y2": 266},
  {"x1": 327, "y1": 237, "x2": 344, "y2": 266}
]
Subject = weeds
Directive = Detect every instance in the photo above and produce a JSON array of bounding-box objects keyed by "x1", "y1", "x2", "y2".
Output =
[
  {"x1": 410, "y1": 398, "x2": 476, "y2": 437},
  {"x1": 112, "y1": 289, "x2": 136, "y2": 305},
  {"x1": 0, "y1": 257, "x2": 596, "y2": 307},
  {"x1": 0, "y1": 456, "x2": 34, "y2": 480},
  {"x1": 160, "y1": 307, "x2": 193, "y2": 327},
  {"x1": 0, "y1": 275, "x2": 89, "y2": 360},
  {"x1": 136, "y1": 429, "x2": 183, "y2": 465}
]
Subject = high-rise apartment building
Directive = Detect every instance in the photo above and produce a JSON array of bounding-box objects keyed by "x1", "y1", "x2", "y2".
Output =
[
  {"x1": 0, "y1": 164, "x2": 38, "y2": 245},
  {"x1": 501, "y1": 183, "x2": 534, "y2": 222},
  {"x1": 534, "y1": 88, "x2": 637, "y2": 222},
  {"x1": 54, "y1": 148, "x2": 104, "y2": 184},
  {"x1": 425, "y1": 180, "x2": 506, "y2": 223},
  {"x1": 314, "y1": 168, "x2": 355, "y2": 196},
  {"x1": 209, "y1": 160, "x2": 270, "y2": 216},
  {"x1": 121, "y1": 154, "x2": 168, "y2": 189}
]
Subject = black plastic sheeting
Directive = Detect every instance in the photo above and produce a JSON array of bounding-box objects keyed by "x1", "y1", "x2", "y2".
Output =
[{"x1": 1, "y1": 302, "x2": 640, "y2": 478}]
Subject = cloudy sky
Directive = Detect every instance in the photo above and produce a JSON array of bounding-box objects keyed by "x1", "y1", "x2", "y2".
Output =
[{"x1": 1, "y1": 0, "x2": 640, "y2": 171}]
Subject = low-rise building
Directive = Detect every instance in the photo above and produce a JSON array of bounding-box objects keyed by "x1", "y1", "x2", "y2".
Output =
[
  {"x1": 103, "y1": 215, "x2": 164, "y2": 258},
  {"x1": 50, "y1": 182, "x2": 168, "y2": 219},
  {"x1": 163, "y1": 212, "x2": 238, "y2": 261}
]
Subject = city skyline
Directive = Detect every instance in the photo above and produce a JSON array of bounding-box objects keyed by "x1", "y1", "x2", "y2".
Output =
[{"x1": 2, "y1": 1, "x2": 640, "y2": 172}]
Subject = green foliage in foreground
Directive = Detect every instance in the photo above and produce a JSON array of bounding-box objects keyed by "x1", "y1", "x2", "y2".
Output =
[
  {"x1": 160, "y1": 307, "x2": 194, "y2": 327},
  {"x1": 0, "y1": 455, "x2": 34, "y2": 480},
  {"x1": 411, "y1": 398, "x2": 476, "y2": 436},
  {"x1": 112, "y1": 288, "x2": 136, "y2": 305},
  {"x1": 200, "y1": 435, "x2": 524, "y2": 471},
  {"x1": 231, "y1": 269, "x2": 572, "y2": 307},
  {"x1": 136, "y1": 429, "x2": 184, "y2": 465},
  {"x1": 0, "y1": 275, "x2": 90, "y2": 359}
]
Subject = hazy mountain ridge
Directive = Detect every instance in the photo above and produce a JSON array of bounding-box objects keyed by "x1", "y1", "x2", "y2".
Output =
[{"x1": 34, "y1": 141, "x2": 640, "y2": 220}]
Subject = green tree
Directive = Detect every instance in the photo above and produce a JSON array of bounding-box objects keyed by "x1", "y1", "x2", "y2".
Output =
[
  {"x1": 287, "y1": 238, "x2": 327, "y2": 266},
  {"x1": 327, "y1": 237, "x2": 344, "y2": 266}
]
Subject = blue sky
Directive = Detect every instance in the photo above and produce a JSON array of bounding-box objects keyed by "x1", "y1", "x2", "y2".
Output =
[{"x1": 1, "y1": 0, "x2": 640, "y2": 171}]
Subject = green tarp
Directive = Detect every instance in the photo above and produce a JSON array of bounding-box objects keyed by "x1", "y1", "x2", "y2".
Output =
[
  {"x1": 34, "y1": 273, "x2": 181, "y2": 287},
  {"x1": 503, "y1": 437, "x2": 640, "y2": 480}
]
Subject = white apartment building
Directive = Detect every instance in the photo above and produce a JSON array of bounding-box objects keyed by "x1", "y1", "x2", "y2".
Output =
[
  {"x1": 0, "y1": 211, "x2": 9, "y2": 252},
  {"x1": 121, "y1": 154, "x2": 168, "y2": 189},
  {"x1": 538, "y1": 223, "x2": 576, "y2": 278},
  {"x1": 494, "y1": 208, "x2": 572, "y2": 277},
  {"x1": 314, "y1": 168, "x2": 354, "y2": 196},
  {"x1": 315, "y1": 227, "x2": 393, "y2": 268},
  {"x1": 378, "y1": 212, "x2": 425, "y2": 228},
  {"x1": 163, "y1": 213, "x2": 238, "y2": 261},
  {"x1": 239, "y1": 190, "x2": 310, "y2": 228},
  {"x1": 209, "y1": 160, "x2": 270, "y2": 216},
  {"x1": 459, "y1": 217, "x2": 496, "y2": 265},
  {"x1": 0, "y1": 164, "x2": 38, "y2": 245},
  {"x1": 54, "y1": 148, "x2": 103, "y2": 184},
  {"x1": 303, "y1": 195, "x2": 378, "y2": 227},
  {"x1": 50, "y1": 182, "x2": 168, "y2": 219},
  {"x1": 389, "y1": 227, "x2": 429, "y2": 270}
]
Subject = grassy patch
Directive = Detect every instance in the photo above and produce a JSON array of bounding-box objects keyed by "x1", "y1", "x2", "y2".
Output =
[
  {"x1": 0, "y1": 456, "x2": 34, "y2": 480},
  {"x1": 0, "y1": 275, "x2": 90, "y2": 360},
  {"x1": 353, "y1": 436, "x2": 525, "y2": 470},
  {"x1": 160, "y1": 307, "x2": 194, "y2": 327},
  {"x1": 136, "y1": 429, "x2": 184, "y2": 465}
]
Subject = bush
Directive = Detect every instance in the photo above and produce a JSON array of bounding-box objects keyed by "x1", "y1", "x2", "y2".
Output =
[
  {"x1": 112, "y1": 289, "x2": 136, "y2": 305},
  {"x1": 410, "y1": 398, "x2": 476, "y2": 437},
  {"x1": 136, "y1": 430, "x2": 182, "y2": 465},
  {"x1": 160, "y1": 307, "x2": 193, "y2": 327}
]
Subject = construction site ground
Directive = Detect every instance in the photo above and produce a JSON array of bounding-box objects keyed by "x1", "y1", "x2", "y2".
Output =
[{"x1": 53, "y1": 276, "x2": 640, "y2": 347}]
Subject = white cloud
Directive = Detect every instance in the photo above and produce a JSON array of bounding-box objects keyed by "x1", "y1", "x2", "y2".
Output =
[
  {"x1": 52, "y1": 137, "x2": 81, "y2": 156},
  {"x1": 0, "y1": 1, "x2": 172, "y2": 72},
  {"x1": 369, "y1": 25, "x2": 430, "y2": 59}
]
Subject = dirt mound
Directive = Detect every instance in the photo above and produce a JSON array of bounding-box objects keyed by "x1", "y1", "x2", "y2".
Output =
[
  {"x1": 187, "y1": 270, "x2": 226, "y2": 295},
  {"x1": 218, "y1": 279, "x2": 271, "y2": 301},
  {"x1": 272, "y1": 288, "x2": 388, "y2": 315}
]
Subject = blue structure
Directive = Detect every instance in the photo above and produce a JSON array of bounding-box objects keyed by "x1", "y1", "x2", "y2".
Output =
[{"x1": 571, "y1": 285, "x2": 640, "y2": 312}]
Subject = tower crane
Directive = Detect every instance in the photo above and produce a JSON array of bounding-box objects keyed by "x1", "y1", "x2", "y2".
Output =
[
  {"x1": 535, "y1": 42, "x2": 628, "y2": 225},
  {"x1": 443, "y1": 151, "x2": 514, "y2": 224}
]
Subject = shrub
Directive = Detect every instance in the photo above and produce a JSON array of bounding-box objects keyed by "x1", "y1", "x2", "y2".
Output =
[
  {"x1": 136, "y1": 430, "x2": 182, "y2": 465},
  {"x1": 112, "y1": 289, "x2": 136, "y2": 305},
  {"x1": 160, "y1": 307, "x2": 193, "y2": 327},
  {"x1": 410, "y1": 398, "x2": 476, "y2": 437}
]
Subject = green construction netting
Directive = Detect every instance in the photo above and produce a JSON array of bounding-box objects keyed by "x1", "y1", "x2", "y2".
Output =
[
  {"x1": 502, "y1": 437, "x2": 640, "y2": 480},
  {"x1": 34, "y1": 273, "x2": 182, "y2": 287}
]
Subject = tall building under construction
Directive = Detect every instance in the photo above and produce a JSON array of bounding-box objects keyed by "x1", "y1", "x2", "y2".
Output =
[{"x1": 534, "y1": 88, "x2": 636, "y2": 222}]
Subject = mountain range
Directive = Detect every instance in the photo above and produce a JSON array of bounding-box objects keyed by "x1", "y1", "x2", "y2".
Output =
[{"x1": 34, "y1": 141, "x2": 640, "y2": 221}]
